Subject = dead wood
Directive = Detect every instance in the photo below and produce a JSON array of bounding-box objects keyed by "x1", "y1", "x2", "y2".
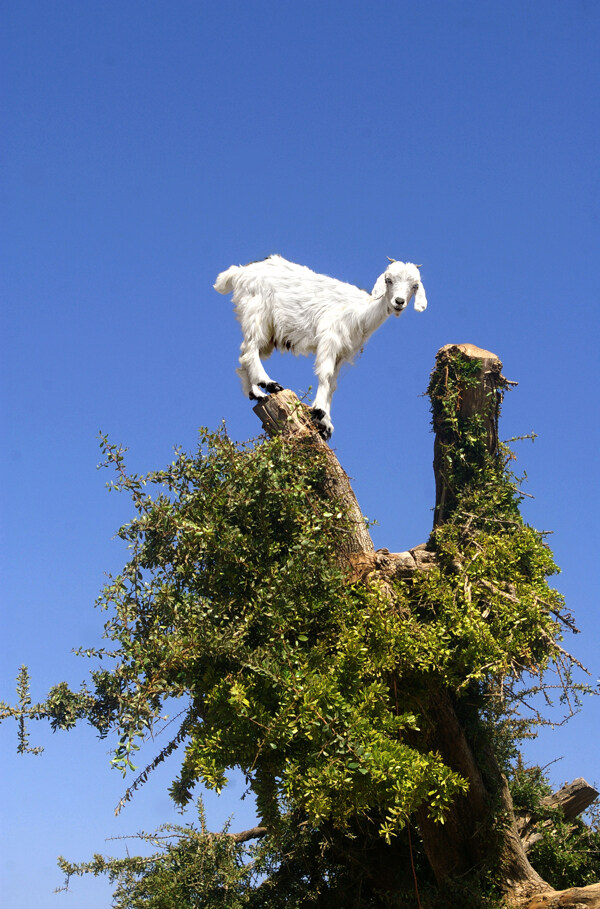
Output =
[
  {"x1": 517, "y1": 778, "x2": 599, "y2": 853},
  {"x1": 522, "y1": 883, "x2": 600, "y2": 909},
  {"x1": 543, "y1": 779, "x2": 599, "y2": 824}
]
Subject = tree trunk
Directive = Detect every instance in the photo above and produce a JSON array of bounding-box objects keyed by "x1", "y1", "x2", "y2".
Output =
[
  {"x1": 418, "y1": 343, "x2": 548, "y2": 899},
  {"x1": 251, "y1": 363, "x2": 598, "y2": 909}
]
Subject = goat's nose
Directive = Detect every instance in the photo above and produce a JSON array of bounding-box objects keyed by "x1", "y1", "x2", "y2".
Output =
[{"x1": 395, "y1": 297, "x2": 405, "y2": 306}]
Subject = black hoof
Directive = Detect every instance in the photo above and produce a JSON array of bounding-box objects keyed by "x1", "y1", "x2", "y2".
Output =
[
  {"x1": 259, "y1": 381, "x2": 284, "y2": 394},
  {"x1": 309, "y1": 408, "x2": 332, "y2": 442}
]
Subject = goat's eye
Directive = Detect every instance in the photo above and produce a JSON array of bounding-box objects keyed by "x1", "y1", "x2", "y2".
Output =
[
  {"x1": 385, "y1": 276, "x2": 393, "y2": 285},
  {"x1": 412, "y1": 283, "x2": 419, "y2": 291}
]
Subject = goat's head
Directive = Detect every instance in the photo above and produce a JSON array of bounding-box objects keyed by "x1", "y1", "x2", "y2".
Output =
[{"x1": 372, "y1": 261, "x2": 427, "y2": 316}]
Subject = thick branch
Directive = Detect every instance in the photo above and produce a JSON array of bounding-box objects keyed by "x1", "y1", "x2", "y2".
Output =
[
  {"x1": 543, "y1": 778, "x2": 599, "y2": 822},
  {"x1": 229, "y1": 825, "x2": 269, "y2": 844},
  {"x1": 517, "y1": 778, "x2": 599, "y2": 853},
  {"x1": 253, "y1": 390, "x2": 374, "y2": 555},
  {"x1": 523, "y1": 883, "x2": 600, "y2": 909}
]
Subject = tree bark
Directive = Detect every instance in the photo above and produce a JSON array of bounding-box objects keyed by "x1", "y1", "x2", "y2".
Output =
[
  {"x1": 229, "y1": 825, "x2": 269, "y2": 844},
  {"x1": 253, "y1": 390, "x2": 374, "y2": 556}
]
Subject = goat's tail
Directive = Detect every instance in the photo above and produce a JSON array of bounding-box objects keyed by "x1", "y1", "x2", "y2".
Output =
[{"x1": 214, "y1": 265, "x2": 241, "y2": 295}]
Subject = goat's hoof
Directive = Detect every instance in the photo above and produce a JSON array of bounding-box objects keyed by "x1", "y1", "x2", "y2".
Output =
[
  {"x1": 259, "y1": 381, "x2": 284, "y2": 394},
  {"x1": 309, "y1": 408, "x2": 333, "y2": 442},
  {"x1": 249, "y1": 390, "x2": 268, "y2": 401}
]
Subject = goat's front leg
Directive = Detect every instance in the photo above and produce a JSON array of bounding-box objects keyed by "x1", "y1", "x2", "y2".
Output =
[
  {"x1": 238, "y1": 339, "x2": 283, "y2": 401},
  {"x1": 311, "y1": 355, "x2": 339, "y2": 441}
]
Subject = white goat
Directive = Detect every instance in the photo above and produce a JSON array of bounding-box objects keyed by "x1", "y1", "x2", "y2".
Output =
[{"x1": 214, "y1": 255, "x2": 427, "y2": 440}]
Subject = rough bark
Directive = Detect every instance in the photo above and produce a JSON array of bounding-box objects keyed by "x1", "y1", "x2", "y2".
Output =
[{"x1": 346, "y1": 544, "x2": 436, "y2": 584}]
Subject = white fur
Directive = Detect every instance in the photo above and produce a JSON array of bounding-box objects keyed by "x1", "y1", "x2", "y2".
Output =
[{"x1": 214, "y1": 255, "x2": 427, "y2": 440}]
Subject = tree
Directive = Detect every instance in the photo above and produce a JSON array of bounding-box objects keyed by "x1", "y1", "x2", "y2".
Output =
[{"x1": 3, "y1": 344, "x2": 599, "y2": 908}]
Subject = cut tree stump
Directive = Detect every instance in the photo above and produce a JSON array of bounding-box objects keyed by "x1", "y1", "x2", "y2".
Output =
[{"x1": 432, "y1": 342, "x2": 506, "y2": 527}]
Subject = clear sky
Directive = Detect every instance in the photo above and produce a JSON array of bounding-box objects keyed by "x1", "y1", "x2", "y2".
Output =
[{"x1": 1, "y1": 2, "x2": 599, "y2": 905}]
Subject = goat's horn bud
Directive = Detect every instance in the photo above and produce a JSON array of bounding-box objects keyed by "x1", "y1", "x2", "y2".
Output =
[
  {"x1": 386, "y1": 256, "x2": 396, "y2": 263},
  {"x1": 415, "y1": 263, "x2": 423, "y2": 268}
]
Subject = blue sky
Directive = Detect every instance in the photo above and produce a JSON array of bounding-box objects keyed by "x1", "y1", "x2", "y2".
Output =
[{"x1": 1, "y1": 2, "x2": 599, "y2": 905}]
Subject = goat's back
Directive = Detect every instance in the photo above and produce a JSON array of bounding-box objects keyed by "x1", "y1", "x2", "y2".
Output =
[{"x1": 215, "y1": 255, "x2": 367, "y2": 309}]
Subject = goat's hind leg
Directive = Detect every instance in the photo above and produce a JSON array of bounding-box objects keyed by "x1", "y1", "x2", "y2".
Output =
[{"x1": 238, "y1": 337, "x2": 283, "y2": 401}]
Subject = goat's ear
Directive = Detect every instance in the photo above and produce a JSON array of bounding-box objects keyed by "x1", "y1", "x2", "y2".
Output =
[
  {"x1": 414, "y1": 283, "x2": 428, "y2": 312},
  {"x1": 371, "y1": 273, "x2": 387, "y2": 300}
]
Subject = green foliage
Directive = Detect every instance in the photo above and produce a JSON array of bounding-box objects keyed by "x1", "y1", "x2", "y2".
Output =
[
  {"x1": 530, "y1": 811, "x2": 600, "y2": 890},
  {"x1": 5, "y1": 427, "x2": 470, "y2": 840},
  {"x1": 15, "y1": 666, "x2": 44, "y2": 755},
  {"x1": 58, "y1": 801, "x2": 261, "y2": 908},
  {"x1": 5, "y1": 348, "x2": 594, "y2": 905},
  {"x1": 423, "y1": 350, "x2": 580, "y2": 717},
  {"x1": 76, "y1": 429, "x2": 465, "y2": 835},
  {"x1": 406, "y1": 465, "x2": 565, "y2": 700},
  {"x1": 56, "y1": 799, "x2": 511, "y2": 909}
]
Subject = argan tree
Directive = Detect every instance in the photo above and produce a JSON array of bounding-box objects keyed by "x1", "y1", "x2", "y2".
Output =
[{"x1": 5, "y1": 344, "x2": 599, "y2": 908}]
